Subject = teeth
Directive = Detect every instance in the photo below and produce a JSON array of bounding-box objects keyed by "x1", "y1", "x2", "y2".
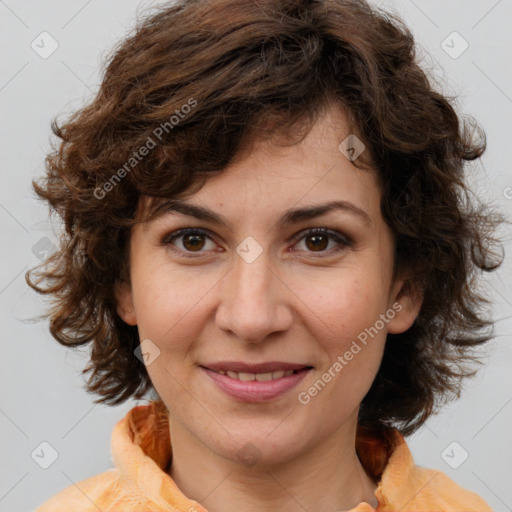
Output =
[
  {"x1": 217, "y1": 369, "x2": 296, "y2": 381},
  {"x1": 255, "y1": 372, "x2": 273, "y2": 381}
]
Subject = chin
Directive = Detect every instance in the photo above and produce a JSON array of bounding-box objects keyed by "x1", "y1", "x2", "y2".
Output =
[{"x1": 212, "y1": 423, "x2": 309, "y2": 468}]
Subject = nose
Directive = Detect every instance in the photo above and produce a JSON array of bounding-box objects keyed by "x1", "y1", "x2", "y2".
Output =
[{"x1": 214, "y1": 247, "x2": 294, "y2": 344}]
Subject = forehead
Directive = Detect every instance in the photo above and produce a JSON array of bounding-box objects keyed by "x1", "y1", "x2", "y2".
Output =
[{"x1": 140, "y1": 105, "x2": 380, "y2": 228}]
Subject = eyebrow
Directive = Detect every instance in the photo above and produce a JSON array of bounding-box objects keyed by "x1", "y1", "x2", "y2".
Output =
[{"x1": 151, "y1": 198, "x2": 372, "y2": 228}]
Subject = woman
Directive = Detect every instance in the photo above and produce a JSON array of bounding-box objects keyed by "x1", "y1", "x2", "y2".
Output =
[{"x1": 28, "y1": 0, "x2": 504, "y2": 510}]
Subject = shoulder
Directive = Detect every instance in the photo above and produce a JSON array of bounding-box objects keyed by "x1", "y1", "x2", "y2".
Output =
[
  {"x1": 395, "y1": 464, "x2": 493, "y2": 511},
  {"x1": 371, "y1": 428, "x2": 493, "y2": 511},
  {"x1": 33, "y1": 468, "x2": 156, "y2": 512},
  {"x1": 34, "y1": 400, "x2": 175, "y2": 512}
]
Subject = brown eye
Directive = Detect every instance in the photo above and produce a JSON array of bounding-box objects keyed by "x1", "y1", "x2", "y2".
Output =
[
  {"x1": 182, "y1": 233, "x2": 206, "y2": 251},
  {"x1": 305, "y1": 234, "x2": 329, "y2": 251},
  {"x1": 162, "y1": 227, "x2": 351, "y2": 259},
  {"x1": 162, "y1": 228, "x2": 217, "y2": 257},
  {"x1": 294, "y1": 228, "x2": 351, "y2": 255}
]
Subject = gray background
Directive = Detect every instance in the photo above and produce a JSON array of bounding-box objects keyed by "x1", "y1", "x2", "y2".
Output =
[{"x1": 1, "y1": 0, "x2": 511, "y2": 511}]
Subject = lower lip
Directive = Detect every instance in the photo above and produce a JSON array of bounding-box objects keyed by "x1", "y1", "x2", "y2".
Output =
[{"x1": 201, "y1": 367, "x2": 312, "y2": 402}]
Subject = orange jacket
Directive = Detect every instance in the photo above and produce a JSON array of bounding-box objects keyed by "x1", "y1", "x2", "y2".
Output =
[{"x1": 35, "y1": 400, "x2": 492, "y2": 511}]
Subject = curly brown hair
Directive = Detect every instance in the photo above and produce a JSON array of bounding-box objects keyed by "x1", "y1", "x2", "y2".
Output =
[{"x1": 27, "y1": 0, "x2": 505, "y2": 436}]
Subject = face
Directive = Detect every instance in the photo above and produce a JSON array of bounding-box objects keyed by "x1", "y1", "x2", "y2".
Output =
[{"x1": 116, "y1": 105, "x2": 422, "y2": 467}]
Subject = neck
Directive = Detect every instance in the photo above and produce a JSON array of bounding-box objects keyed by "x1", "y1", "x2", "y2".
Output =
[{"x1": 167, "y1": 412, "x2": 379, "y2": 512}]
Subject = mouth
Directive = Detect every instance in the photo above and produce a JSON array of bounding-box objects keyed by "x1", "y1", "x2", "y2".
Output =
[
  {"x1": 200, "y1": 361, "x2": 313, "y2": 378},
  {"x1": 199, "y1": 362, "x2": 313, "y2": 402},
  {"x1": 205, "y1": 367, "x2": 309, "y2": 381}
]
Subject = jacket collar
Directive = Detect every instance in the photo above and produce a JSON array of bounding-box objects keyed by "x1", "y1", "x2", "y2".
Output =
[{"x1": 111, "y1": 400, "x2": 411, "y2": 511}]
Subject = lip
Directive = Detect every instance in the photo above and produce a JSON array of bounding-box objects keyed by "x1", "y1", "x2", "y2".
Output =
[
  {"x1": 200, "y1": 365, "x2": 312, "y2": 402},
  {"x1": 203, "y1": 361, "x2": 311, "y2": 373}
]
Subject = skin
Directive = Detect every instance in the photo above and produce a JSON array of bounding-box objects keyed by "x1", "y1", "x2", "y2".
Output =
[{"x1": 116, "y1": 104, "x2": 423, "y2": 512}]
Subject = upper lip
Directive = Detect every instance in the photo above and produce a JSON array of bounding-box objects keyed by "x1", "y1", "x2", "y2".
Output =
[{"x1": 202, "y1": 361, "x2": 312, "y2": 373}]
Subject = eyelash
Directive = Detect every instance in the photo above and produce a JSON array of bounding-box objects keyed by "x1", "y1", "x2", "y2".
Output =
[{"x1": 161, "y1": 227, "x2": 352, "y2": 258}]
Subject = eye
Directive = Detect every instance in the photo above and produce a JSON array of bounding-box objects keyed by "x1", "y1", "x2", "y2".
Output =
[
  {"x1": 162, "y1": 228, "x2": 217, "y2": 257},
  {"x1": 292, "y1": 228, "x2": 352, "y2": 255},
  {"x1": 162, "y1": 227, "x2": 351, "y2": 258}
]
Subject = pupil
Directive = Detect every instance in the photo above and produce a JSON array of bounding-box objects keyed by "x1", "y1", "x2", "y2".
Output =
[
  {"x1": 184, "y1": 234, "x2": 204, "y2": 251},
  {"x1": 307, "y1": 235, "x2": 327, "y2": 251}
]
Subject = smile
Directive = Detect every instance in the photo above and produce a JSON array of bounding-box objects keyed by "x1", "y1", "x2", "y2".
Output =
[
  {"x1": 211, "y1": 369, "x2": 297, "y2": 380},
  {"x1": 201, "y1": 366, "x2": 312, "y2": 402}
]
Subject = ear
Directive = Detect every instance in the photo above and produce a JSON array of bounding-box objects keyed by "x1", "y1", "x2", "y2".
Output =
[
  {"x1": 114, "y1": 279, "x2": 137, "y2": 326},
  {"x1": 386, "y1": 278, "x2": 423, "y2": 334}
]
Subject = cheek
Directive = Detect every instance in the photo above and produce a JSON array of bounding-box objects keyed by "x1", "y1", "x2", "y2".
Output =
[
  {"x1": 300, "y1": 278, "x2": 388, "y2": 416},
  {"x1": 296, "y1": 270, "x2": 389, "y2": 397},
  {"x1": 296, "y1": 270, "x2": 388, "y2": 346},
  {"x1": 131, "y1": 271, "x2": 205, "y2": 395},
  {"x1": 130, "y1": 267, "x2": 203, "y2": 347}
]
